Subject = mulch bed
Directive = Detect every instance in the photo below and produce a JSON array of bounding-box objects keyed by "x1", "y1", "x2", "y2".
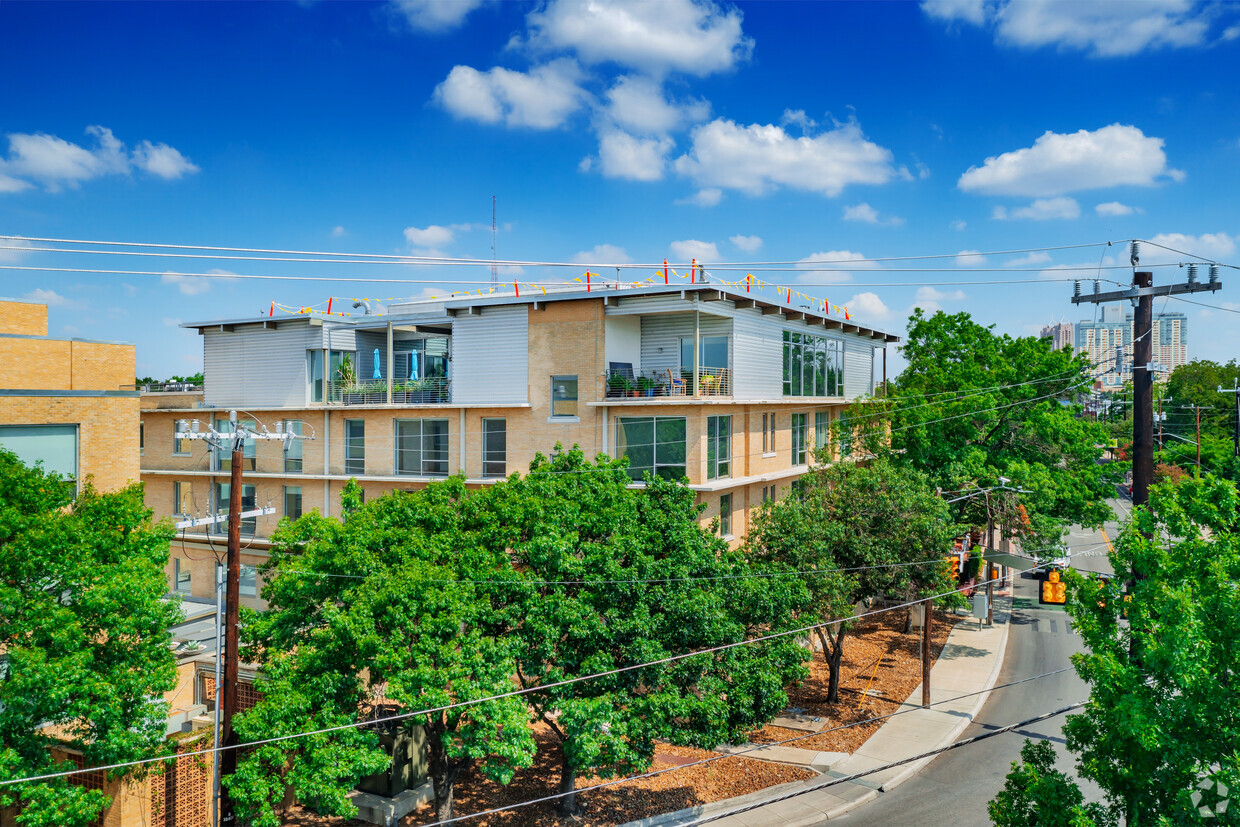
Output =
[{"x1": 281, "y1": 607, "x2": 964, "y2": 826}]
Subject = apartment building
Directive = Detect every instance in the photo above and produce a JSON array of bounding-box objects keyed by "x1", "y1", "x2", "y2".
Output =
[
  {"x1": 1076, "y1": 306, "x2": 1188, "y2": 388},
  {"x1": 1039, "y1": 321, "x2": 1073, "y2": 352},
  {"x1": 0, "y1": 298, "x2": 140, "y2": 492},
  {"x1": 141, "y1": 282, "x2": 899, "y2": 605}
]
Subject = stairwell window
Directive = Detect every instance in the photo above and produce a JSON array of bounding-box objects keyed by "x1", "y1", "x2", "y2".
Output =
[
  {"x1": 344, "y1": 419, "x2": 365, "y2": 475},
  {"x1": 706, "y1": 415, "x2": 730, "y2": 480},
  {"x1": 482, "y1": 418, "x2": 506, "y2": 478},
  {"x1": 815, "y1": 410, "x2": 831, "y2": 455},
  {"x1": 283, "y1": 420, "x2": 303, "y2": 472},
  {"x1": 791, "y1": 413, "x2": 809, "y2": 465},
  {"x1": 719, "y1": 492, "x2": 732, "y2": 537}
]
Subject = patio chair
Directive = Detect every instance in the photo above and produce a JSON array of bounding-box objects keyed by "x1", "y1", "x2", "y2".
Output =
[{"x1": 665, "y1": 368, "x2": 686, "y2": 395}]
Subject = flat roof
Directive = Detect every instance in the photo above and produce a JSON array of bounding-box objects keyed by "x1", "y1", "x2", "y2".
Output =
[{"x1": 183, "y1": 281, "x2": 901, "y2": 343}]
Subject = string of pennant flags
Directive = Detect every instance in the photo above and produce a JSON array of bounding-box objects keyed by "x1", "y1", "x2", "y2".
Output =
[{"x1": 267, "y1": 259, "x2": 849, "y2": 321}]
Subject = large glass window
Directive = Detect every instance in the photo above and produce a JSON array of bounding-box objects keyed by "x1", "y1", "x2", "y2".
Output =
[
  {"x1": 211, "y1": 482, "x2": 256, "y2": 537},
  {"x1": 211, "y1": 417, "x2": 255, "y2": 472},
  {"x1": 791, "y1": 413, "x2": 809, "y2": 465},
  {"x1": 394, "y1": 419, "x2": 450, "y2": 476},
  {"x1": 344, "y1": 419, "x2": 365, "y2": 475},
  {"x1": 815, "y1": 410, "x2": 831, "y2": 451},
  {"x1": 783, "y1": 331, "x2": 843, "y2": 397},
  {"x1": 284, "y1": 485, "x2": 303, "y2": 520},
  {"x1": 283, "y1": 420, "x2": 303, "y2": 472},
  {"x1": 706, "y1": 415, "x2": 730, "y2": 480},
  {"x1": 679, "y1": 335, "x2": 729, "y2": 369},
  {"x1": 482, "y1": 418, "x2": 506, "y2": 478},
  {"x1": 0, "y1": 425, "x2": 78, "y2": 490},
  {"x1": 615, "y1": 417, "x2": 687, "y2": 481},
  {"x1": 551, "y1": 375, "x2": 578, "y2": 418},
  {"x1": 719, "y1": 493, "x2": 732, "y2": 537}
]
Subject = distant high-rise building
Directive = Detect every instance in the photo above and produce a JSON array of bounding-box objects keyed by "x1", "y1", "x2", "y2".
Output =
[
  {"x1": 1076, "y1": 306, "x2": 1188, "y2": 388},
  {"x1": 1040, "y1": 321, "x2": 1073, "y2": 352}
]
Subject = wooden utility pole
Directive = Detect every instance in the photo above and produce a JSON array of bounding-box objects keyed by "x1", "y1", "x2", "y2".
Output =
[
  {"x1": 985, "y1": 491, "x2": 994, "y2": 626},
  {"x1": 1072, "y1": 253, "x2": 1222, "y2": 509},
  {"x1": 175, "y1": 414, "x2": 306, "y2": 827},
  {"x1": 921, "y1": 599, "x2": 932, "y2": 708}
]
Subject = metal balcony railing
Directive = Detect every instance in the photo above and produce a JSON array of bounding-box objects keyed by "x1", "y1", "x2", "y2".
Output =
[
  {"x1": 603, "y1": 367, "x2": 731, "y2": 399},
  {"x1": 328, "y1": 376, "x2": 451, "y2": 405}
]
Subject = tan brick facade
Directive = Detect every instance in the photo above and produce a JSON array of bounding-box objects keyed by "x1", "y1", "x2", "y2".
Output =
[{"x1": 0, "y1": 301, "x2": 139, "y2": 492}]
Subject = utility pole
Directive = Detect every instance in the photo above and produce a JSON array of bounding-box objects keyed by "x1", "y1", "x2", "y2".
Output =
[
  {"x1": 921, "y1": 598, "x2": 932, "y2": 708},
  {"x1": 1196, "y1": 404, "x2": 1203, "y2": 477},
  {"x1": 1072, "y1": 250, "x2": 1222, "y2": 509},
  {"x1": 176, "y1": 413, "x2": 306, "y2": 826},
  {"x1": 1220, "y1": 379, "x2": 1240, "y2": 459}
]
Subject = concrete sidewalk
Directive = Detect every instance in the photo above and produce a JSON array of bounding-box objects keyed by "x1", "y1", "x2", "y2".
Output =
[{"x1": 621, "y1": 597, "x2": 1012, "y2": 826}]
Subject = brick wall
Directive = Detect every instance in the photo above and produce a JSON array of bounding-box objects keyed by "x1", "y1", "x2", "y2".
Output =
[
  {"x1": 0, "y1": 395, "x2": 140, "y2": 492},
  {"x1": 0, "y1": 300, "x2": 48, "y2": 335}
]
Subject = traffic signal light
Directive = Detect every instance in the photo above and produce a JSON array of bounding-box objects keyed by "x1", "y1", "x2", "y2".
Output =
[
  {"x1": 1040, "y1": 569, "x2": 1067, "y2": 605},
  {"x1": 946, "y1": 554, "x2": 961, "y2": 581}
]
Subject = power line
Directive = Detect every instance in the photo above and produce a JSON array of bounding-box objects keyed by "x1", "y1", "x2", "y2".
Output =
[{"x1": 425, "y1": 667, "x2": 1078, "y2": 825}]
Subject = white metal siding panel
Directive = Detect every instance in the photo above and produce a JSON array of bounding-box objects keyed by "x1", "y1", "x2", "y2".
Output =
[
  {"x1": 203, "y1": 325, "x2": 319, "y2": 407},
  {"x1": 731, "y1": 312, "x2": 782, "y2": 399},
  {"x1": 451, "y1": 305, "x2": 528, "y2": 403},
  {"x1": 355, "y1": 331, "x2": 388, "y2": 381},
  {"x1": 843, "y1": 338, "x2": 875, "y2": 400}
]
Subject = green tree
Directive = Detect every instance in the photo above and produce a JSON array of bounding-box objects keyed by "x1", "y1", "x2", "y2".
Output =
[
  {"x1": 481, "y1": 448, "x2": 811, "y2": 815},
  {"x1": 989, "y1": 740, "x2": 1113, "y2": 827},
  {"x1": 990, "y1": 475, "x2": 1240, "y2": 825},
  {"x1": 858, "y1": 309, "x2": 1113, "y2": 551},
  {"x1": 230, "y1": 480, "x2": 535, "y2": 825},
  {"x1": 0, "y1": 451, "x2": 180, "y2": 827},
  {"x1": 747, "y1": 457, "x2": 958, "y2": 703}
]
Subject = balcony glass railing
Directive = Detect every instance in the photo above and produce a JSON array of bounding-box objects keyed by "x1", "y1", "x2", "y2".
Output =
[
  {"x1": 603, "y1": 367, "x2": 730, "y2": 399},
  {"x1": 328, "y1": 376, "x2": 451, "y2": 405}
]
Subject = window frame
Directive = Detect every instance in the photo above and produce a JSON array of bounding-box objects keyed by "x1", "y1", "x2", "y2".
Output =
[
  {"x1": 394, "y1": 418, "x2": 450, "y2": 477},
  {"x1": 706, "y1": 415, "x2": 730, "y2": 480},
  {"x1": 283, "y1": 420, "x2": 303, "y2": 472},
  {"x1": 791, "y1": 412, "x2": 809, "y2": 465},
  {"x1": 481, "y1": 418, "x2": 507, "y2": 478},
  {"x1": 283, "y1": 485, "x2": 303, "y2": 520},
  {"x1": 719, "y1": 492, "x2": 732, "y2": 537},
  {"x1": 239, "y1": 564, "x2": 257, "y2": 598},
  {"x1": 210, "y1": 482, "x2": 256, "y2": 537},
  {"x1": 550, "y1": 375, "x2": 579, "y2": 419},
  {"x1": 815, "y1": 410, "x2": 831, "y2": 452},
  {"x1": 174, "y1": 558, "x2": 191, "y2": 593},
  {"x1": 344, "y1": 419, "x2": 365, "y2": 475},
  {"x1": 172, "y1": 421, "x2": 190, "y2": 456},
  {"x1": 614, "y1": 416, "x2": 688, "y2": 481}
]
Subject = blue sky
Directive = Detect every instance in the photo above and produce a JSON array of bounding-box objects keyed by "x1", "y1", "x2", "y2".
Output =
[{"x1": 1, "y1": 0, "x2": 1238, "y2": 379}]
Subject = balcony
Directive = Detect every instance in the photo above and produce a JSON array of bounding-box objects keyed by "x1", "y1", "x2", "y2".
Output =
[
  {"x1": 328, "y1": 376, "x2": 451, "y2": 405},
  {"x1": 603, "y1": 367, "x2": 731, "y2": 400}
]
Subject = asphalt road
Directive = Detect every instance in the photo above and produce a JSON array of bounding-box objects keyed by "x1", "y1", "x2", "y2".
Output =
[{"x1": 830, "y1": 506, "x2": 1122, "y2": 826}]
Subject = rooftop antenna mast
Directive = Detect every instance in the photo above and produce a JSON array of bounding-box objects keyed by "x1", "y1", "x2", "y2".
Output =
[{"x1": 490, "y1": 195, "x2": 497, "y2": 288}]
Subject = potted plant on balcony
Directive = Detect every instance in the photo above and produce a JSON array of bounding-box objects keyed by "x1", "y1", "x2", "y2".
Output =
[
  {"x1": 607, "y1": 372, "x2": 630, "y2": 399},
  {"x1": 407, "y1": 378, "x2": 433, "y2": 404},
  {"x1": 637, "y1": 376, "x2": 656, "y2": 397}
]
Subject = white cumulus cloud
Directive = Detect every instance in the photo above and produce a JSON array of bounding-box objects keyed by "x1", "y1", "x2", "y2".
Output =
[
  {"x1": 729, "y1": 234, "x2": 762, "y2": 252},
  {"x1": 1005, "y1": 251, "x2": 1053, "y2": 267},
  {"x1": 602, "y1": 75, "x2": 709, "y2": 136},
  {"x1": 1142, "y1": 232, "x2": 1236, "y2": 265},
  {"x1": 522, "y1": 0, "x2": 753, "y2": 78},
  {"x1": 331, "y1": 225, "x2": 347, "y2": 237},
  {"x1": 570, "y1": 244, "x2": 632, "y2": 264},
  {"x1": 670, "y1": 239, "x2": 721, "y2": 263},
  {"x1": 958, "y1": 124, "x2": 1181, "y2": 198},
  {"x1": 24, "y1": 288, "x2": 78, "y2": 308},
  {"x1": 844, "y1": 202, "x2": 905, "y2": 226},
  {"x1": 955, "y1": 250, "x2": 987, "y2": 266},
  {"x1": 594, "y1": 130, "x2": 674, "y2": 181},
  {"x1": 433, "y1": 58, "x2": 588, "y2": 129},
  {"x1": 0, "y1": 125, "x2": 198, "y2": 193},
  {"x1": 392, "y1": 0, "x2": 485, "y2": 32},
  {"x1": 796, "y1": 250, "x2": 879, "y2": 284},
  {"x1": 675, "y1": 188, "x2": 723, "y2": 207},
  {"x1": 404, "y1": 224, "x2": 456, "y2": 248},
  {"x1": 674, "y1": 118, "x2": 898, "y2": 197},
  {"x1": 844, "y1": 291, "x2": 892, "y2": 321},
  {"x1": 1095, "y1": 201, "x2": 1137, "y2": 216},
  {"x1": 923, "y1": 0, "x2": 1219, "y2": 57},
  {"x1": 993, "y1": 197, "x2": 1081, "y2": 221}
]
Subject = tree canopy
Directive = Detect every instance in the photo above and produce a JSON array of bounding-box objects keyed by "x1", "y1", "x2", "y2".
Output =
[
  {"x1": 0, "y1": 451, "x2": 180, "y2": 827},
  {"x1": 747, "y1": 456, "x2": 958, "y2": 703},
  {"x1": 990, "y1": 475, "x2": 1240, "y2": 825},
  {"x1": 859, "y1": 309, "x2": 1113, "y2": 550}
]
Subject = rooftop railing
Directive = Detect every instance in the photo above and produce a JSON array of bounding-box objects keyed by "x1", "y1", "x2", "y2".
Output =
[
  {"x1": 328, "y1": 376, "x2": 451, "y2": 405},
  {"x1": 603, "y1": 367, "x2": 730, "y2": 399}
]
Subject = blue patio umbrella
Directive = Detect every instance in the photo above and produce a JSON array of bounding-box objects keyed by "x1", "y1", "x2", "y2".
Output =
[
  {"x1": 409, "y1": 351, "x2": 419, "y2": 380},
  {"x1": 372, "y1": 349, "x2": 382, "y2": 379}
]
